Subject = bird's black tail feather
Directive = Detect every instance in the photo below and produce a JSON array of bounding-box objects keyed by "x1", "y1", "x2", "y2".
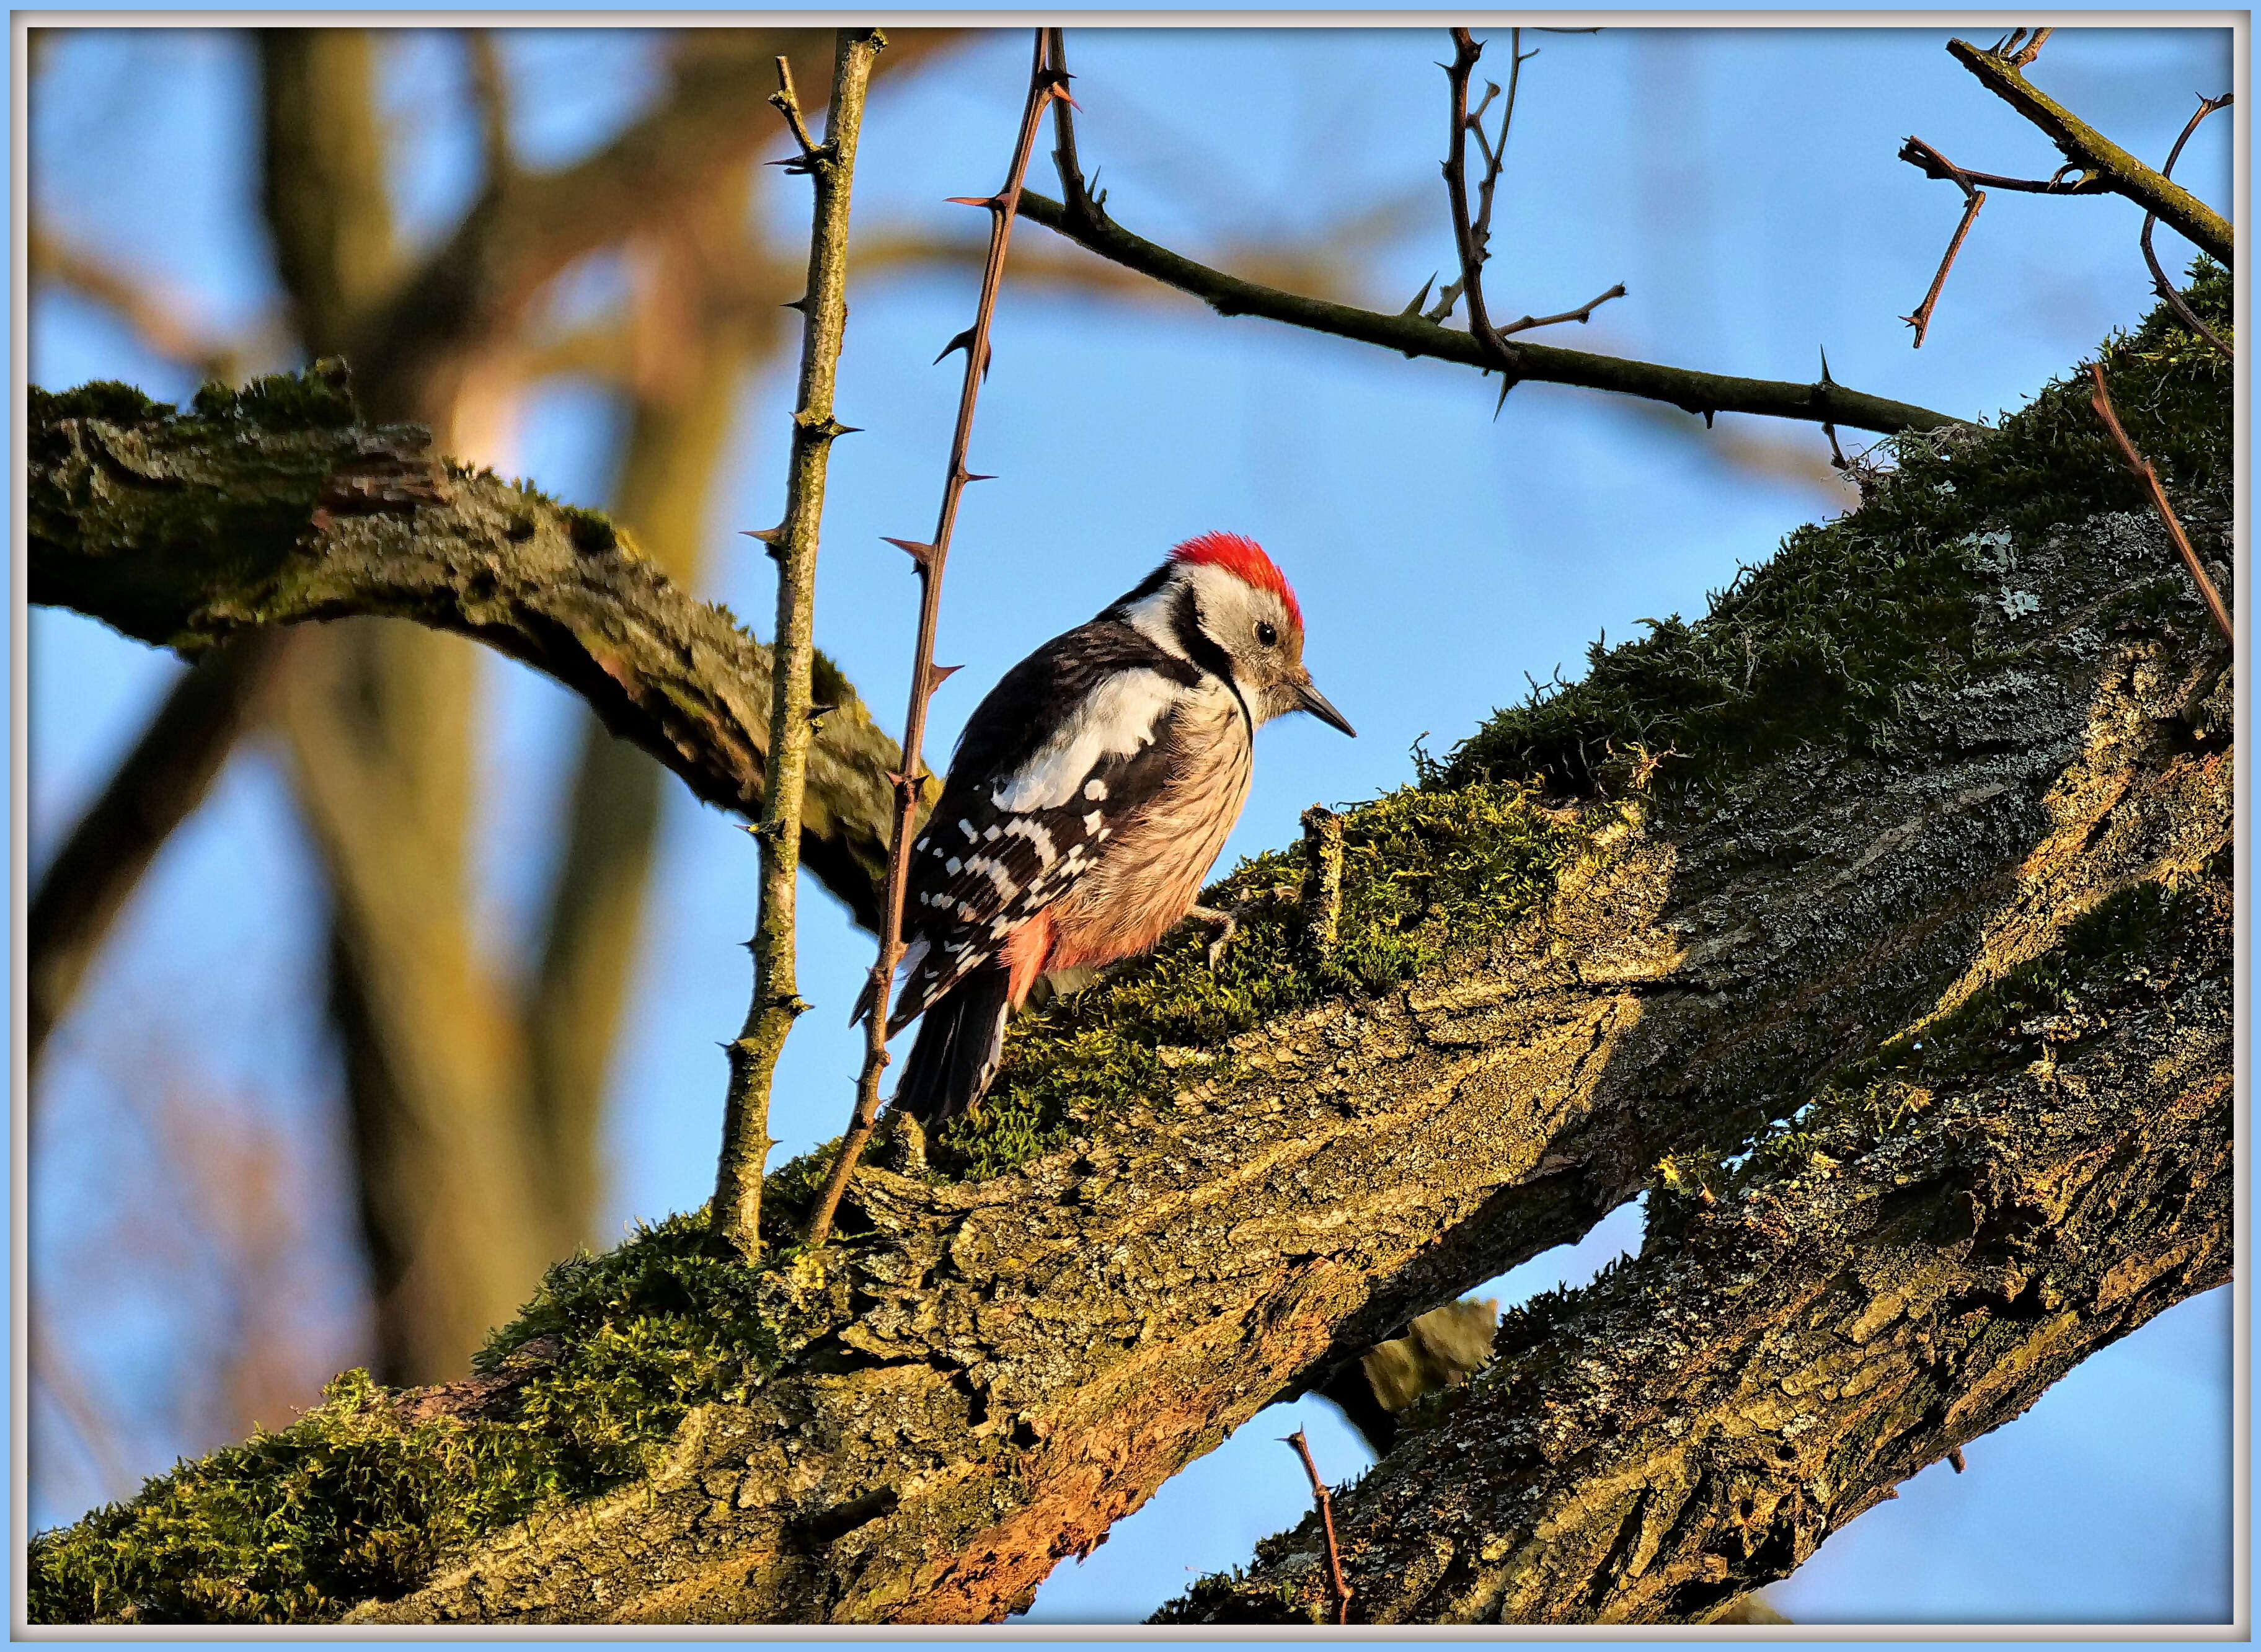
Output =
[{"x1": 891, "y1": 963, "x2": 1014, "y2": 1125}]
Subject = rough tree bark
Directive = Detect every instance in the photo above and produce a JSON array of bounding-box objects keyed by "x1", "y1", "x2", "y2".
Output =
[
  {"x1": 28, "y1": 281, "x2": 2234, "y2": 1619},
  {"x1": 29, "y1": 374, "x2": 909, "y2": 922},
  {"x1": 1164, "y1": 848, "x2": 2231, "y2": 1622}
]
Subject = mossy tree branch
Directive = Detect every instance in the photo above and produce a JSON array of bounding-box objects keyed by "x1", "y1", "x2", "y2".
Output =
[
  {"x1": 28, "y1": 294, "x2": 2231, "y2": 1625},
  {"x1": 356, "y1": 477, "x2": 2231, "y2": 1624},
  {"x1": 1947, "y1": 37, "x2": 2235, "y2": 265},
  {"x1": 28, "y1": 372, "x2": 909, "y2": 930},
  {"x1": 714, "y1": 29, "x2": 887, "y2": 1260},
  {"x1": 1164, "y1": 869, "x2": 2232, "y2": 1623}
]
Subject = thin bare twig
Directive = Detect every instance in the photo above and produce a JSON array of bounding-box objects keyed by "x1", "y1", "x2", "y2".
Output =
[
  {"x1": 713, "y1": 30, "x2": 885, "y2": 1260},
  {"x1": 1435, "y1": 29, "x2": 1624, "y2": 363},
  {"x1": 2088, "y1": 361, "x2": 2232, "y2": 646},
  {"x1": 804, "y1": 29, "x2": 1070, "y2": 1248},
  {"x1": 1500, "y1": 283, "x2": 1630, "y2": 334},
  {"x1": 1300, "y1": 806, "x2": 1344, "y2": 963},
  {"x1": 1990, "y1": 25, "x2": 2053, "y2": 67},
  {"x1": 1898, "y1": 137, "x2": 1987, "y2": 349},
  {"x1": 1284, "y1": 1428, "x2": 1353, "y2": 1624},
  {"x1": 2140, "y1": 93, "x2": 2233, "y2": 360},
  {"x1": 1017, "y1": 185, "x2": 1957, "y2": 434},
  {"x1": 768, "y1": 51, "x2": 821, "y2": 159},
  {"x1": 1898, "y1": 138, "x2": 2107, "y2": 196},
  {"x1": 1438, "y1": 29, "x2": 1508, "y2": 364}
]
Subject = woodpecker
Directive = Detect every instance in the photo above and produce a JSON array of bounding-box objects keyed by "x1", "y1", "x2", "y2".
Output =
[{"x1": 872, "y1": 531, "x2": 1355, "y2": 1125}]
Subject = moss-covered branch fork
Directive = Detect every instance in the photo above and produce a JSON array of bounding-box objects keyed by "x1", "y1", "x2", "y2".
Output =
[
  {"x1": 28, "y1": 370, "x2": 911, "y2": 929},
  {"x1": 27, "y1": 285, "x2": 2231, "y2": 1623}
]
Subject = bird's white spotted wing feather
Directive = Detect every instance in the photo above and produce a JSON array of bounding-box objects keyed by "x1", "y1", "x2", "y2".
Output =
[{"x1": 888, "y1": 675, "x2": 1190, "y2": 1032}]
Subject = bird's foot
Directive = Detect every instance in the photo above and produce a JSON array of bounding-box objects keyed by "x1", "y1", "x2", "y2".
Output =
[{"x1": 1184, "y1": 903, "x2": 1241, "y2": 968}]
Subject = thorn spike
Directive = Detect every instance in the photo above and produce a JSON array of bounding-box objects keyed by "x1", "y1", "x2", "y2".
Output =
[{"x1": 882, "y1": 536, "x2": 937, "y2": 568}]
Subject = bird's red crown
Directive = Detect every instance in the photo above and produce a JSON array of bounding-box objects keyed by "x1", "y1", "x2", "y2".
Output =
[{"x1": 1167, "y1": 531, "x2": 1303, "y2": 630}]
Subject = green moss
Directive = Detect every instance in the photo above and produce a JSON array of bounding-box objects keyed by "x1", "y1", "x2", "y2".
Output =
[
  {"x1": 32, "y1": 360, "x2": 363, "y2": 438},
  {"x1": 940, "y1": 782, "x2": 1629, "y2": 1180},
  {"x1": 190, "y1": 358, "x2": 360, "y2": 430},
  {"x1": 29, "y1": 1211, "x2": 780, "y2": 1625},
  {"x1": 30, "y1": 379, "x2": 171, "y2": 426},
  {"x1": 560, "y1": 503, "x2": 619, "y2": 555},
  {"x1": 476, "y1": 1209, "x2": 783, "y2": 1480},
  {"x1": 27, "y1": 1369, "x2": 567, "y2": 1623},
  {"x1": 1446, "y1": 269, "x2": 2231, "y2": 797},
  {"x1": 501, "y1": 478, "x2": 624, "y2": 556}
]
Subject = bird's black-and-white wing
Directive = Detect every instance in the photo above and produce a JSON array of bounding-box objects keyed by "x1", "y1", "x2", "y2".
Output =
[{"x1": 884, "y1": 619, "x2": 1202, "y2": 1033}]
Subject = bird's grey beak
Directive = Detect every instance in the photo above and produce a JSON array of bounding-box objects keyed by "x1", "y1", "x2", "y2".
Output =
[{"x1": 1296, "y1": 676, "x2": 1357, "y2": 737}]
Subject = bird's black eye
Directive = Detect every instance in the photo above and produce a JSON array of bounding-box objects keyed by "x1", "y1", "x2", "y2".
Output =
[{"x1": 1256, "y1": 621, "x2": 1278, "y2": 648}]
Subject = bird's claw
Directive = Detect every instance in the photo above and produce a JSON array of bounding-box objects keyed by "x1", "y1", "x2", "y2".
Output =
[{"x1": 1185, "y1": 904, "x2": 1240, "y2": 968}]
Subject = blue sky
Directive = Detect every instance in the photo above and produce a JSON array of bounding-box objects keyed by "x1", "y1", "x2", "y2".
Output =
[{"x1": 25, "y1": 24, "x2": 2235, "y2": 1622}]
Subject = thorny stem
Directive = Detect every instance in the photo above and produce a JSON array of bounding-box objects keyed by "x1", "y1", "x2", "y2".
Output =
[
  {"x1": 1285, "y1": 1429, "x2": 1353, "y2": 1624},
  {"x1": 1436, "y1": 32, "x2": 1500, "y2": 358},
  {"x1": 1946, "y1": 37, "x2": 2233, "y2": 264},
  {"x1": 804, "y1": 29, "x2": 1069, "y2": 1248},
  {"x1": 2141, "y1": 93, "x2": 2234, "y2": 360},
  {"x1": 1898, "y1": 138, "x2": 1986, "y2": 350},
  {"x1": 2088, "y1": 361, "x2": 2233, "y2": 647},
  {"x1": 1015, "y1": 186, "x2": 1958, "y2": 435},
  {"x1": 1438, "y1": 28, "x2": 1624, "y2": 363},
  {"x1": 1046, "y1": 28, "x2": 1091, "y2": 213},
  {"x1": 1030, "y1": 42, "x2": 1934, "y2": 434},
  {"x1": 712, "y1": 29, "x2": 885, "y2": 1260},
  {"x1": 1432, "y1": 30, "x2": 1503, "y2": 342}
]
